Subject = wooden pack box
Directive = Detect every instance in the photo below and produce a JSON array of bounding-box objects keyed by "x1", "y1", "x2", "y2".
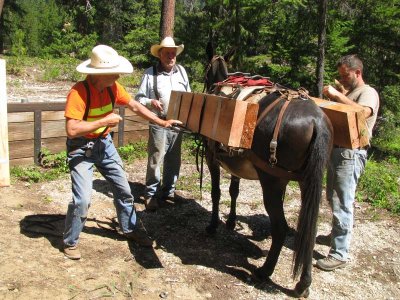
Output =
[
  {"x1": 199, "y1": 94, "x2": 259, "y2": 148},
  {"x1": 311, "y1": 97, "x2": 369, "y2": 149},
  {"x1": 167, "y1": 91, "x2": 259, "y2": 148}
]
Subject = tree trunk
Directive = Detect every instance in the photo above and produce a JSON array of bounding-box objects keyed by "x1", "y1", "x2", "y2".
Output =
[
  {"x1": 0, "y1": 0, "x2": 4, "y2": 53},
  {"x1": 160, "y1": 0, "x2": 175, "y2": 39},
  {"x1": 0, "y1": 0, "x2": 4, "y2": 17},
  {"x1": 316, "y1": 0, "x2": 327, "y2": 98}
]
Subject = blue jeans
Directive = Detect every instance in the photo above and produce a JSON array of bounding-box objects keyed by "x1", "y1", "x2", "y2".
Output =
[
  {"x1": 63, "y1": 134, "x2": 137, "y2": 247},
  {"x1": 326, "y1": 147, "x2": 367, "y2": 261},
  {"x1": 144, "y1": 124, "x2": 182, "y2": 199}
]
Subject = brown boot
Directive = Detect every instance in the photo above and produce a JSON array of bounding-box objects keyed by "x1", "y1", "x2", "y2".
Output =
[
  {"x1": 124, "y1": 228, "x2": 153, "y2": 247},
  {"x1": 63, "y1": 245, "x2": 81, "y2": 260}
]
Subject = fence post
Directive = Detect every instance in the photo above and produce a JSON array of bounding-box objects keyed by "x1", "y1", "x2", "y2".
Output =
[
  {"x1": 34, "y1": 110, "x2": 42, "y2": 165},
  {"x1": 0, "y1": 59, "x2": 10, "y2": 186}
]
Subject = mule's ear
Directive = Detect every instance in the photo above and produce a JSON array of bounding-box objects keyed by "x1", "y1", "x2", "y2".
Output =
[
  {"x1": 206, "y1": 41, "x2": 215, "y2": 61},
  {"x1": 224, "y1": 47, "x2": 236, "y2": 63}
]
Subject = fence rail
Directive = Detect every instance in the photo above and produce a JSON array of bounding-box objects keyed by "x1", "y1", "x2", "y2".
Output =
[{"x1": 7, "y1": 102, "x2": 148, "y2": 166}]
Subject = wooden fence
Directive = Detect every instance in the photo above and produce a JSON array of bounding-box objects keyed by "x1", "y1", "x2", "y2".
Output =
[{"x1": 7, "y1": 102, "x2": 149, "y2": 166}]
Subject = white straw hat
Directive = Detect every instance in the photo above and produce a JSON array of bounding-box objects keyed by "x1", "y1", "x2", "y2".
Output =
[
  {"x1": 150, "y1": 36, "x2": 184, "y2": 58},
  {"x1": 76, "y1": 45, "x2": 133, "y2": 74}
]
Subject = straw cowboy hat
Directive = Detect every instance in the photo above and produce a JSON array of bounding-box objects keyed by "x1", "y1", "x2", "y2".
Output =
[
  {"x1": 150, "y1": 36, "x2": 184, "y2": 58},
  {"x1": 76, "y1": 45, "x2": 133, "y2": 74}
]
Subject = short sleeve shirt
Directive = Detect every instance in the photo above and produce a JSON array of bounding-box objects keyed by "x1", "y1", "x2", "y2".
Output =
[
  {"x1": 346, "y1": 84, "x2": 380, "y2": 138},
  {"x1": 65, "y1": 78, "x2": 131, "y2": 138}
]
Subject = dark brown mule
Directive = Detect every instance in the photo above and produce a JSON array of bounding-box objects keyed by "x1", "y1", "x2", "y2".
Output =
[{"x1": 203, "y1": 53, "x2": 333, "y2": 297}]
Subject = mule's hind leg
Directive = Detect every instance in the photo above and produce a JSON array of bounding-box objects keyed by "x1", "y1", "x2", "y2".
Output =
[
  {"x1": 226, "y1": 175, "x2": 240, "y2": 230},
  {"x1": 253, "y1": 176, "x2": 288, "y2": 281}
]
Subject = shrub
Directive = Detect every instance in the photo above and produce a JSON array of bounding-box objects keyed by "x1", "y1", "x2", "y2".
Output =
[{"x1": 358, "y1": 157, "x2": 400, "y2": 214}]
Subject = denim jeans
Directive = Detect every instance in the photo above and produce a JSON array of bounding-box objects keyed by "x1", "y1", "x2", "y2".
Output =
[
  {"x1": 144, "y1": 124, "x2": 182, "y2": 199},
  {"x1": 63, "y1": 134, "x2": 137, "y2": 247},
  {"x1": 326, "y1": 147, "x2": 367, "y2": 261}
]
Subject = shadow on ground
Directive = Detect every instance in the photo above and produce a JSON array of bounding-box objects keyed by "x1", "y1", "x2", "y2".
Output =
[{"x1": 18, "y1": 178, "x2": 323, "y2": 297}]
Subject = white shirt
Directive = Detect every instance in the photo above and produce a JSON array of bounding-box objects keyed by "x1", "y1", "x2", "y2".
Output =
[{"x1": 135, "y1": 64, "x2": 191, "y2": 118}]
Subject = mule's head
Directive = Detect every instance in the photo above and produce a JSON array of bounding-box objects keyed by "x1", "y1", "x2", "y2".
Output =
[{"x1": 204, "y1": 55, "x2": 228, "y2": 93}]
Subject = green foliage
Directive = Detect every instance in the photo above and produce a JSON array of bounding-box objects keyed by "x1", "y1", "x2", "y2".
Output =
[
  {"x1": 39, "y1": 149, "x2": 69, "y2": 173},
  {"x1": 10, "y1": 29, "x2": 27, "y2": 57},
  {"x1": 372, "y1": 85, "x2": 400, "y2": 155},
  {"x1": 11, "y1": 161, "x2": 68, "y2": 183},
  {"x1": 121, "y1": 0, "x2": 160, "y2": 68},
  {"x1": 10, "y1": 148, "x2": 69, "y2": 183},
  {"x1": 117, "y1": 141, "x2": 148, "y2": 163},
  {"x1": 358, "y1": 157, "x2": 400, "y2": 214}
]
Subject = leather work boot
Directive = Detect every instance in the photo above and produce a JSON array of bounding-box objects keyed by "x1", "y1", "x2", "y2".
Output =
[
  {"x1": 316, "y1": 256, "x2": 347, "y2": 271},
  {"x1": 124, "y1": 230, "x2": 154, "y2": 247},
  {"x1": 144, "y1": 197, "x2": 159, "y2": 211},
  {"x1": 63, "y1": 245, "x2": 81, "y2": 260}
]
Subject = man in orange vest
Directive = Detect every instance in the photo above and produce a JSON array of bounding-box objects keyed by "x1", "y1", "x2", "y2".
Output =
[{"x1": 63, "y1": 45, "x2": 181, "y2": 260}]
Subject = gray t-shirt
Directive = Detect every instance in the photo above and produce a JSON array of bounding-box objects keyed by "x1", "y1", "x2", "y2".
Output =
[{"x1": 346, "y1": 84, "x2": 379, "y2": 138}]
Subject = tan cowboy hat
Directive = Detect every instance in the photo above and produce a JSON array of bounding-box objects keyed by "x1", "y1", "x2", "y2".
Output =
[
  {"x1": 76, "y1": 45, "x2": 133, "y2": 74},
  {"x1": 150, "y1": 36, "x2": 184, "y2": 58}
]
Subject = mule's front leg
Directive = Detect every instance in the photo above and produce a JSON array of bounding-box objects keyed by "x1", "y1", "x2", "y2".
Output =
[
  {"x1": 205, "y1": 149, "x2": 222, "y2": 235},
  {"x1": 226, "y1": 175, "x2": 240, "y2": 230}
]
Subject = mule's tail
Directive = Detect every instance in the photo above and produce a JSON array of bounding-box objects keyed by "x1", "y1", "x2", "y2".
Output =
[{"x1": 292, "y1": 116, "x2": 332, "y2": 279}]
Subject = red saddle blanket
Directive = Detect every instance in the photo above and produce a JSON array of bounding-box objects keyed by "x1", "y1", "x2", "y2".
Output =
[{"x1": 220, "y1": 74, "x2": 274, "y2": 87}]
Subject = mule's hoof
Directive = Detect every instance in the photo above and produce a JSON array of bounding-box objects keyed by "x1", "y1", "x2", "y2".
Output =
[
  {"x1": 225, "y1": 220, "x2": 236, "y2": 231},
  {"x1": 252, "y1": 267, "x2": 269, "y2": 282},
  {"x1": 293, "y1": 283, "x2": 310, "y2": 298}
]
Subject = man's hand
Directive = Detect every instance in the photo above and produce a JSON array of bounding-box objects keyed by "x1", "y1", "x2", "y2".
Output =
[
  {"x1": 151, "y1": 99, "x2": 164, "y2": 113},
  {"x1": 334, "y1": 79, "x2": 348, "y2": 94},
  {"x1": 163, "y1": 119, "x2": 182, "y2": 128},
  {"x1": 323, "y1": 85, "x2": 342, "y2": 101},
  {"x1": 102, "y1": 113, "x2": 122, "y2": 128}
]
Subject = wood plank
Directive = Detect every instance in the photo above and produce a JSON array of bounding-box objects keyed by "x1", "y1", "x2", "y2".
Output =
[
  {"x1": 8, "y1": 122, "x2": 35, "y2": 141},
  {"x1": 42, "y1": 120, "x2": 66, "y2": 139},
  {"x1": 200, "y1": 94, "x2": 223, "y2": 141},
  {"x1": 187, "y1": 93, "x2": 206, "y2": 133},
  {"x1": 167, "y1": 90, "x2": 183, "y2": 120},
  {"x1": 178, "y1": 92, "x2": 194, "y2": 126},
  {"x1": 239, "y1": 103, "x2": 259, "y2": 147},
  {"x1": 0, "y1": 59, "x2": 10, "y2": 186},
  {"x1": 41, "y1": 137, "x2": 67, "y2": 154},
  {"x1": 42, "y1": 111, "x2": 65, "y2": 121},
  {"x1": 8, "y1": 102, "x2": 66, "y2": 112},
  {"x1": 7, "y1": 112, "x2": 34, "y2": 123},
  {"x1": 9, "y1": 140, "x2": 34, "y2": 159}
]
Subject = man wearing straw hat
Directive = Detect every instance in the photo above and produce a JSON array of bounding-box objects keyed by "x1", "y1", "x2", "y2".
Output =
[
  {"x1": 63, "y1": 44, "x2": 182, "y2": 260},
  {"x1": 135, "y1": 36, "x2": 191, "y2": 211}
]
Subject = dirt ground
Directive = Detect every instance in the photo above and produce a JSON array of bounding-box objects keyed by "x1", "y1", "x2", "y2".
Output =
[
  {"x1": 1, "y1": 78, "x2": 400, "y2": 299},
  {"x1": 1, "y1": 158, "x2": 399, "y2": 300}
]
